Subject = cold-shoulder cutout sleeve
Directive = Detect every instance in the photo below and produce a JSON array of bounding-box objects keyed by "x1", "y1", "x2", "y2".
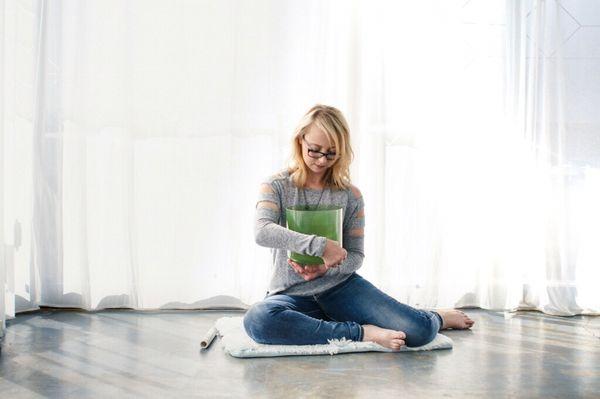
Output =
[{"x1": 330, "y1": 184, "x2": 365, "y2": 275}]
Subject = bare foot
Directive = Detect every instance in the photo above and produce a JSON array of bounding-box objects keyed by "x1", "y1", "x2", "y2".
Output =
[
  {"x1": 436, "y1": 309, "x2": 475, "y2": 330},
  {"x1": 362, "y1": 324, "x2": 406, "y2": 350}
]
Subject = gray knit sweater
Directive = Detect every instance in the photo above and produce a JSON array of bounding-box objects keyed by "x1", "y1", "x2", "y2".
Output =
[{"x1": 255, "y1": 169, "x2": 365, "y2": 297}]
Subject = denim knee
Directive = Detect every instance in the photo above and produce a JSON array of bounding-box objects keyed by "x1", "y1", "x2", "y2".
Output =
[
  {"x1": 404, "y1": 314, "x2": 439, "y2": 348},
  {"x1": 243, "y1": 301, "x2": 277, "y2": 344}
]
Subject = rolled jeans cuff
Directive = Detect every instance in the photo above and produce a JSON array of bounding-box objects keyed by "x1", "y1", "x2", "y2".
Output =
[
  {"x1": 354, "y1": 323, "x2": 364, "y2": 342},
  {"x1": 431, "y1": 311, "x2": 443, "y2": 332}
]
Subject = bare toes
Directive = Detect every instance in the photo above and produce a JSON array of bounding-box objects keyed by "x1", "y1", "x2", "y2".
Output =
[{"x1": 390, "y1": 340, "x2": 404, "y2": 350}]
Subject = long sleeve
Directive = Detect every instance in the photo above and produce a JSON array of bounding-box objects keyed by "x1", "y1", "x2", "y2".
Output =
[
  {"x1": 330, "y1": 186, "x2": 365, "y2": 275},
  {"x1": 254, "y1": 180, "x2": 328, "y2": 257}
]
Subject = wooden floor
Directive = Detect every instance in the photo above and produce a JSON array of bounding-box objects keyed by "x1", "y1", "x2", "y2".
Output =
[{"x1": 1, "y1": 308, "x2": 599, "y2": 398}]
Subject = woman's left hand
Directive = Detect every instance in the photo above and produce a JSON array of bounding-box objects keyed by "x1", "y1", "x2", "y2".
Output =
[{"x1": 287, "y1": 259, "x2": 328, "y2": 281}]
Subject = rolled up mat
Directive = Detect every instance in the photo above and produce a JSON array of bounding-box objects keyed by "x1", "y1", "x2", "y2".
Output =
[{"x1": 200, "y1": 326, "x2": 218, "y2": 350}]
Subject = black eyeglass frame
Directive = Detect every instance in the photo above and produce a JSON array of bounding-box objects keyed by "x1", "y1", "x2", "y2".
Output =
[{"x1": 302, "y1": 137, "x2": 338, "y2": 161}]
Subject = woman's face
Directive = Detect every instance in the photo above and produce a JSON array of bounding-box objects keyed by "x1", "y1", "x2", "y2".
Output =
[{"x1": 300, "y1": 124, "x2": 337, "y2": 177}]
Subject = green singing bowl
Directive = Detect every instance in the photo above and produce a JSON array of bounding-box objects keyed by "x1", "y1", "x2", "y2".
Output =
[{"x1": 286, "y1": 205, "x2": 343, "y2": 266}]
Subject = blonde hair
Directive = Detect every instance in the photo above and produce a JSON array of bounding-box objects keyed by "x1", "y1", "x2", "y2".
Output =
[{"x1": 288, "y1": 104, "x2": 354, "y2": 190}]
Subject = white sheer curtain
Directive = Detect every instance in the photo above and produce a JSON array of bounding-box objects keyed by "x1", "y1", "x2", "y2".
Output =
[
  {"x1": 2, "y1": 0, "x2": 599, "y2": 336},
  {"x1": 3, "y1": 0, "x2": 360, "y2": 319},
  {"x1": 359, "y1": 0, "x2": 600, "y2": 315},
  {"x1": 503, "y1": 0, "x2": 600, "y2": 315},
  {"x1": 355, "y1": 0, "x2": 516, "y2": 309}
]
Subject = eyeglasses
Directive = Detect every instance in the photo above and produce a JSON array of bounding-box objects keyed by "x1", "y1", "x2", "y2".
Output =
[{"x1": 302, "y1": 137, "x2": 337, "y2": 161}]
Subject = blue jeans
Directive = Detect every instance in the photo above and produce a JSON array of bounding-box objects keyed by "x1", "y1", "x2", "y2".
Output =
[{"x1": 243, "y1": 273, "x2": 443, "y2": 347}]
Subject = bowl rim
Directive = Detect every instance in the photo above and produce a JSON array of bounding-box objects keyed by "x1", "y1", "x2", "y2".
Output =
[{"x1": 285, "y1": 205, "x2": 344, "y2": 212}]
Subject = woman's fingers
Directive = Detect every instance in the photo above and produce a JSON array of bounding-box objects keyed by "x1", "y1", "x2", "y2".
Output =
[
  {"x1": 287, "y1": 259, "x2": 305, "y2": 274},
  {"x1": 305, "y1": 265, "x2": 319, "y2": 273},
  {"x1": 288, "y1": 260, "x2": 329, "y2": 281},
  {"x1": 310, "y1": 264, "x2": 329, "y2": 272}
]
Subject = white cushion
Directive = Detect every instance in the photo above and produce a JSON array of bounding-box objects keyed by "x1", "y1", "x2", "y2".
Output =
[{"x1": 214, "y1": 316, "x2": 453, "y2": 358}]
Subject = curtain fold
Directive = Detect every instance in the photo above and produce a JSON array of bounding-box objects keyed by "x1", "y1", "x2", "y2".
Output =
[
  {"x1": 1, "y1": 0, "x2": 39, "y2": 337},
  {"x1": 1, "y1": 0, "x2": 599, "y2": 334}
]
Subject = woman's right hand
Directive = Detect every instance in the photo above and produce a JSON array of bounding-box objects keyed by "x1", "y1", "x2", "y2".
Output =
[{"x1": 321, "y1": 239, "x2": 347, "y2": 268}]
